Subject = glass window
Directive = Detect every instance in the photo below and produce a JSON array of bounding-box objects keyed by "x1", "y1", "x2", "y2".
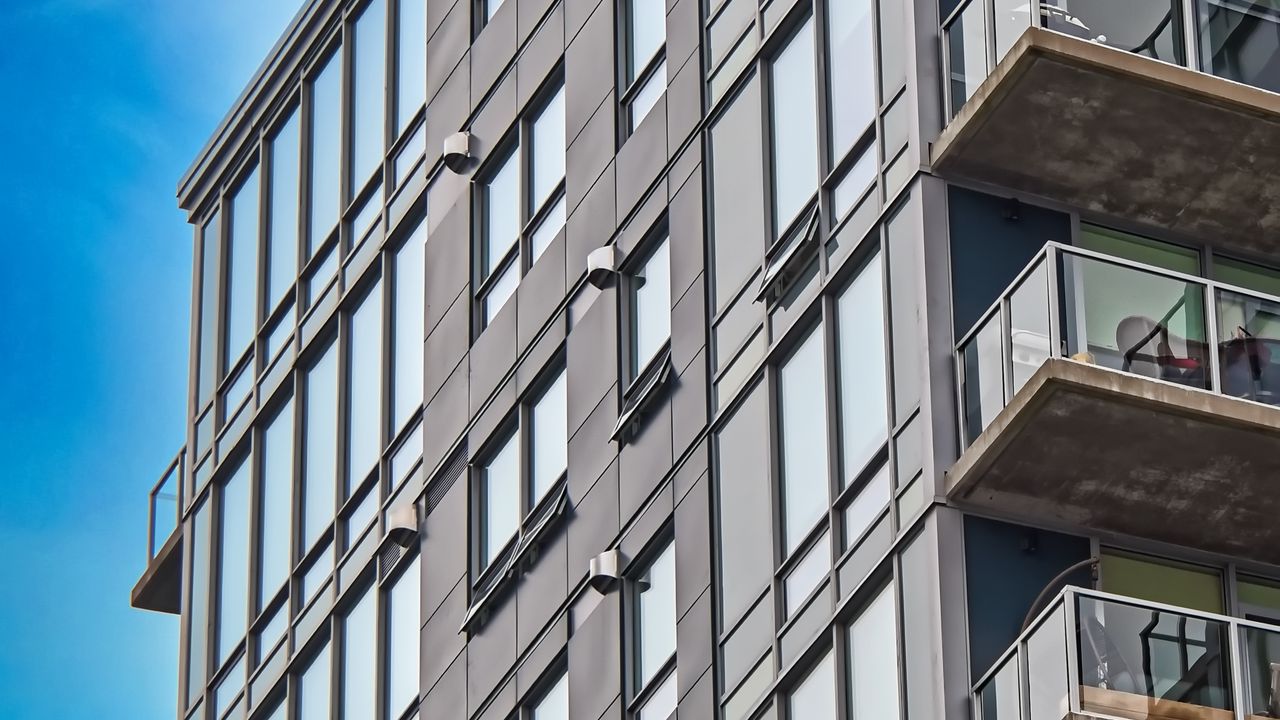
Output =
[
  {"x1": 788, "y1": 650, "x2": 836, "y2": 718},
  {"x1": 530, "y1": 369, "x2": 567, "y2": 507},
  {"x1": 533, "y1": 672, "x2": 568, "y2": 720},
  {"x1": 1199, "y1": 0, "x2": 1280, "y2": 94},
  {"x1": 1077, "y1": 224, "x2": 1200, "y2": 274},
  {"x1": 298, "y1": 643, "x2": 332, "y2": 720},
  {"x1": 842, "y1": 465, "x2": 889, "y2": 550},
  {"x1": 530, "y1": 195, "x2": 566, "y2": 263},
  {"x1": 347, "y1": 281, "x2": 383, "y2": 493},
  {"x1": 351, "y1": 0, "x2": 387, "y2": 195},
  {"x1": 198, "y1": 212, "x2": 222, "y2": 403},
  {"x1": 226, "y1": 169, "x2": 260, "y2": 369},
  {"x1": 259, "y1": 399, "x2": 294, "y2": 607},
  {"x1": 1214, "y1": 255, "x2": 1280, "y2": 297},
  {"x1": 343, "y1": 587, "x2": 377, "y2": 719},
  {"x1": 784, "y1": 533, "x2": 830, "y2": 617},
  {"x1": 1042, "y1": 0, "x2": 1185, "y2": 64},
  {"x1": 187, "y1": 500, "x2": 212, "y2": 707},
  {"x1": 770, "y1": 17, "x2": 818, "y2": 237},
  {"x1": 636, "y1": 541, "x2": 677, "y2": 690},
  {"x1": 638, "y1": 672, "x2": 676, "y2": 720},
  {"x1": 1100, "y1": 551, "x2": 1224, "y2": 614},
  {"x1": 484, "y1": 263, "x2": 520, "y2": 325},
  {"x1": 530, "y1": 86, "x2": 566, "y2": 215},
  {"x1": 827, "y1": 0, "x2": 875, "y2": 162},
  {"x1": 386, "y1": 556, "x2": 420, "y2": 720},
  {"x1": 217, "y1": 456, "x2": 251, "y2": 665},
  {"x1": 268, "y1": 112, "x2": 300, "y2": 310},
  {"x1": 396, "y1": 0, "x2": 426, "y2": 133},
  {"x1": 392, "y1": 221, "x2": 426, "y2": 432},
  {"x1": 837, "y1": 253, "x2": 888, "y2": 485},
  {"x1": 303, "y1": 340, "x2": 339, "y2": 552},
  {"x1": 779, "y1": 327, "x2": 830, "y2": 554},
  {"x1": 1238, "y1": 576, "x2": 1280, "y2": 622},
  {"x1": 309, "y1": 49, "x2": 343, "y2": 254},
  {"x1": 848, "y1": 584, "x2": 901, "y2": 718},
  {"x1": 628, "y1": 0, "x2": 665, "y2": 82},
  {"x1": 948, "y1": 0, "x2": 988, "y2": 115},
  {"x1": 483, "y1": 145, "x2": 520, "y2": 296},
  {"x1": 631, "y1": 236, "x2": 672, "y2": 378},
  {"x1": 480, "y1": 431, "x2": 521, "y2": 568},
  {"x1": 629, "y1": 59, "x2": 667, "y2": 131},
  {"x1": 484, "y1": 0, "x2": 506, "y2": 22}
]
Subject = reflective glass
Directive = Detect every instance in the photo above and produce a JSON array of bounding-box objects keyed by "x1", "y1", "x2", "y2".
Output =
[
  {"x1": 347, "y1": 282, "x2": 383, "y2": 493},
  {"x1": 485, "y1": 147, "x2": 520, "y2": 276},
  {"x1": 343, "y1": 587, "x2": 377, "y2": 720},
  {"x1": 268, "y1": 111, "x2": 300, "y2": 310},
  {"x1": 849, "y1": 585, "x2": 901, "y2": 718},
  {"x1": 779, "y1": 328, "x2": 829, "y2": 554},
  {"x1": 770, "y1": 18, "x2": 818, "y2": 237},
  {"x1": 638, "y1": 542, "x2": 677, "y2": 688},
  {"x1": 1042, "y1": 0, "x2": 1185, "y2": 64},
  {"x1": 632, "y1": 238, "x2": 671, "y2": 377},
  {"x1": 638, "y1": 672, "x2": 676, "y2": 720},
  {"x1": 530, "y1": 195, "x2": 565, "y2": 263},
  {"x1": 1200, "y1": 0, "x2": 1280, "y2": 94},
  {"x1": 948, "y1": 1, "x2": 988, "y2": 115},
  {"x1": 784, "y1": 533, "x2": 830, "y2": 617},
  {"x1": 827, "y1": 0, "x2": 875, "y2": 162},
  {"x1": 227, "y1": 169, "x2": 260, "y2": 369},
  {"x1": 392, "y1": 217, "x2": 426, "y2": 432},
  {"x1": 531, "y1": 85, "x2": 566, "y2": 214},
  {"x1": 396, "y1": 0, "x2": 427, "y2": 133},
  {"x1": 259, "y1": 399, "x2": 294, "y2": 606},
  {"x1": 531, "y1": 370, "x2": 567, "y2": 507},
  {"x1": 485, "y1": 261, "x2": 519, "y2": 325},
  {"x1": 213, "y1": 654, "x2": 245, "y2": 720},
  {"x1": 533, "y1": 672, "x2": 569, "y2": 720},
  {"x1": 788, "y1": 651, "x2": 836, "y2": 718},
  {"x1": 842, "y1": 465, "x2": 890, "y2": 550},
  {"x1": 300, "y1": 539, "x2": 333, "y2": 606},
  {"x1": 387, "y1": 556, "x2": 420, "y2": 720},
  {"x1": 831, "y1": 148, "x2": 876, "y2": 222},
  {"x1": 352, "y1": 0, "x2": 387, "y2": 195},
  {"x1": 187, "y1": 501, "x2": 212, "y2": 707},
  {"x1": 836, "y1": 253, "x2": 887, "y2": 485},
  {"x1": 298, "y1": 643, "x2": 332, "y2": 720},
  {"x1": 217, "y1": 456, "x2": 251, "y2": 664},
  {"x1": 198, "y1": 212, "x2": 222, "y2": 403},
  {"x1": 486, "y1": 0, "x2": 506, "y2": 21},
  {"x1": 630, "y1": 59, "x2": 666, "y2": 131},
  {"x1": 628, "y1": 0, "x2": 666, "y2": 82},
  {"x1": 482, "y1": 431, "x2": 521, "y2": 567},
  {"x1": 303, "y1": 341, "x2": 339, "y2": 552},
  {"x1": 309, "y1": 50, "x2": 342, "y2": 254},
  {"x1": 257, "y1": 601, "x2": 286, "y2": 659}
]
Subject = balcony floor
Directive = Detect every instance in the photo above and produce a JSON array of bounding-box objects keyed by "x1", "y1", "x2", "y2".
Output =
[
  {"x1": 932, "y1": 28, "x2": 1280, "y2": 257},
  {"x1": 947, "y1": 359, "x2": 1280, "y2": 565}
]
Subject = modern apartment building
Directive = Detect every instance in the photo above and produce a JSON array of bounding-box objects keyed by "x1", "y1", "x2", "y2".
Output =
[{"x1": 130, "y1": 0, "x2": 1280, "y2": 718}]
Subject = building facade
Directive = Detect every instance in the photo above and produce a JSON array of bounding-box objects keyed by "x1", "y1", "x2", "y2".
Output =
[{"x1": 131, "y1": 0, "x2": 1280, "y2": 718}]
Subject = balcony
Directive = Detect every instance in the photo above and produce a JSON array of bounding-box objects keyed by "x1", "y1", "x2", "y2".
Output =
[
  {"x1": 130, "y1": 449, "x2": 185, "y2": 614},
  {"x1": 932, "y1": 23, "x2": 1280, "y2": 258},
  {"x1": 973, "y1": 586, "x2": 1280, "y2": 719},
  {"x1": 948, "y1": 243, "x2": 1280, "y2": 564}
]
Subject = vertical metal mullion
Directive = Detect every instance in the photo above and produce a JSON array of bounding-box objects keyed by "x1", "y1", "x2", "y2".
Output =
[
  {"x1": 821, "y1": 294, "x2": 841, "y2": 530},
  {"x1": 1000, "y1": 296, "x2": 1013, "y2": 405},
  {"x1": 1227, "y1": 616, "x2": 1247, "y2": 719},
  {"x1": 1183, "y1": 0, "x2": 1200, "y2": 70},
  {"x1": 1064, "y1": 589, "x2": 1082, "y2": 714},
  {"x1": 1046, "y1": 245, "x2": 1062, "y2": 359},
  {"x1": 1206, "y1": 280, "x2": 1223, "y2": 394}
]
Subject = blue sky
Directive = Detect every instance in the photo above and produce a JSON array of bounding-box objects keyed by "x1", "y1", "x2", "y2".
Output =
[{"x1": 0, "y1": 2, "x2": 301, "y2": 716}]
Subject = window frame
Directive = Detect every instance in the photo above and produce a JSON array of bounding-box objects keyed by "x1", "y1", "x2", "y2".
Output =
[
  {"x1": 621, "y1": 224, "x2": 674, "y2": 391},
  {"x1": 473, "y1": 74, "x2": 567, "y2": 334},
  {"x1": 625, "y1": 533, "x2": 679, "y2": 720},
  {"x1": 618, "y1": 0, "x2": 669, "y2": 136}
]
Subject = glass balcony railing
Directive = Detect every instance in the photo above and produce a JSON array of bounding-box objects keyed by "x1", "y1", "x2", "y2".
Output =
[
  {"x1": 973, "y1": 586, "x2": 1280, "y2": 720},
  {"x1": 148, "y1": 448, "x2": 186, "y2": 561},
  {"x1": 958, "y1": 242, "x2": 1280, "y2": 446}
]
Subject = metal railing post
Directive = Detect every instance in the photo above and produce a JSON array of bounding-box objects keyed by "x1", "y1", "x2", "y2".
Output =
[
  {"x1": 1229, "y1": 620, "x2": 1247, "y2": 720},
  {"x1": 1046, "y1": 245, "x2": 1062, "y2": 359},
  {"x1": 1064, "y1": 588, "x2": 1082, "y2": 714},
  {"x1": 1206, "y1": 285, "x2": 1223, "y2": 394}
]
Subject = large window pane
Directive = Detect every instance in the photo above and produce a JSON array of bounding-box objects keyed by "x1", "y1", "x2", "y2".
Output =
[
  {"x1": 303, "y1": 341, "x2": 339, "y2": 552},
  {"x1": 187, "y1": 500, "x2": 212, "y2": 707},
  {"x1": 347, "y1": 282, "x2": 383, "y2": 493},
  {"x1": 530, "y1": 85, "x2": 566, "y2": 214},
  {"x1": 632, "y1": 237, "x2": 671, "y2": 377},
  {"x1": 837, "y1": 253, "x2": 888, "y2": 484},
  {"x1": 481, "y1": 431, "x2": 520, "y2": 567},
  {"x1": 531, "y1": 369, "x2": 567, "y2": 507},
  {"x1": 827, "y1": 0, "x2": 875, "y2": 162},
  {"x1": 392, "y1": 221, "x2": 426, "y2": 431},
  {"x1": 351, "y1": 0, "x2": 387, "y2": 194},
  {"x1": 268, "y1": 112, "x2": 300, "y2": 310},
  {"x1": 637, "y1": 541, "x2": 677, "y2": 688},
  {"x1": 226, "y1": 169, "x2": 260, "y2": 369},
  {"x1": 259, "y1": 400, "x2": 294, "y2": 607},
  {"x1": 396, "y1": 0, "x2": 426, "y2": 133},
  {"x1": 309, "y1": 50, "x2": 342, "y2": 254},
  {"x1": 628, "y1": 0, "x2": 665, "y2": 83},
  {"x1": 387, "y1": 556, "x2": 420, "y2": 720},
  {"x1": 484, "y1": 147, "x2": 520, "y2": 277},
  {"x1": 298, "y1": 643, "x2": 332, "y2": 720},
  {"x1": 779, "y1": 328, "x2": 830, "y2": 554},
  {"x1": 343, "y1": 587, "x2": 376, "y2": 720},
  {"x1": 788, "y1": 651, "x2": 836, "y2": 718},
  {"x1": 533, "y1": 672, "x2": 568, "y2": 720},
  {"x1": 216, "y1": 457, "x2": 251, "y2": 665},
  {"x1": 770, "y1": 18, "x2": 818, "y2": 236},
  {"x1": 197, "y1": 212, "x2": 222, "y2": 403},
  {"x1": 849, "y1": 585, "x2": 901, "y2": 718},
  {"x1": 1200, "y1": 0, "x2": 1280, "y2": 94}
]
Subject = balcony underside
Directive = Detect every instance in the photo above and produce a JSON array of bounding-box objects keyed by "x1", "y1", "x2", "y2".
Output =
[
  {"x1": 947, "y1": 359, "x2": 1280, "y2": 566},
  {"x1": 131, "y1": 528, "x2": 182, "y2": 614},
  {"x1": 933, "y1": 28, "x2": 1280, "y2": 257}
]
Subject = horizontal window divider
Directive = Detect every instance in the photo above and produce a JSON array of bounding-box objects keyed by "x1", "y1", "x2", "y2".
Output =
[
  {"x1": 759, "y1": 206, "x2": 822, "y2": 305},
  {"x1": 628, "y1": 656, "x2": 678, "y2": 713},
  {"x1": 621, "y1": 48, "x2": 668, "y2": 105},
  {"x1": 614, "y1": 347, "x2": 675, "y2": 443},
  {"x1": 776, "y1": 519, "x2": 831, "y2": 578},
  {"x1": 476, "y1": 245, "x2": 521, "y2": 297}
]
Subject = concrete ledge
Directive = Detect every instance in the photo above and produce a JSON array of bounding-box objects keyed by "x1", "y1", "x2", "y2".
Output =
[
  {"x1": 947, "y1": 358, "x2": 1280, "y2": 565},
  {"x1": 932, "y1": 27, "x2": 1280, "y2": 256},
  {"x1": 131, "y1": 528, "x2": 182, "y2": 615}
]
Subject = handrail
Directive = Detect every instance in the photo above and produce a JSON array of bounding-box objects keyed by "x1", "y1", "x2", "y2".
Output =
[{"x1": 147, "y1": 447, "x2": 186, "y2": 561}]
